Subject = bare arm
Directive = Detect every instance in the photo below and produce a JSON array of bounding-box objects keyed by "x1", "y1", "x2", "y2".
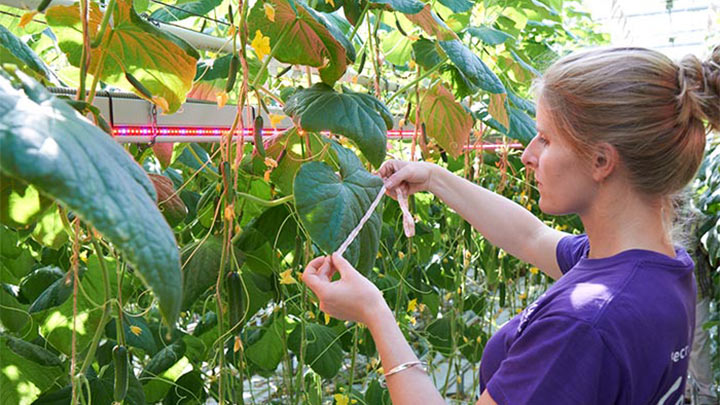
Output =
[
  {"x1": 428, "y1": 166, "x2": 566, "y2": 279},
  {"x1": 381, "y1": 161, "x2": 567, "y2": 280}
]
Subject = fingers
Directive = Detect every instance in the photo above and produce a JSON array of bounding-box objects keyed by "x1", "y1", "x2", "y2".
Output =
[
  {"x1": 303, "y1": 256, "x2": 330, "y2": 293},
  {"x1": 331, "y1": 252, "x2": 356, "y2": 278}
]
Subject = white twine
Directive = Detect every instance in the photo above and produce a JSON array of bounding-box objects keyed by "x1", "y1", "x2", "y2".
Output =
[{"x1": 335, "y1": 182, "x2": 415, "y2": 257}]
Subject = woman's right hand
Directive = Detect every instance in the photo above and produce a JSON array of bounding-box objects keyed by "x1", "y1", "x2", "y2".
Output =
[{"x1": 378, "y1": 160, "x2": 437, "y2": 200}]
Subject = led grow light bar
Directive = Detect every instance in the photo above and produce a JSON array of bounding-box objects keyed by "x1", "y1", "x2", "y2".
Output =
[{"x1": 112, "y1": 126, "x2": 523, "y2": 151}]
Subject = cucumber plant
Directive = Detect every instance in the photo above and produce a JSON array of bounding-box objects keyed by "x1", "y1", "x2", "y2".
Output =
[{"x1": 0, "y1": 0, "x2": 648, "y2": 404}]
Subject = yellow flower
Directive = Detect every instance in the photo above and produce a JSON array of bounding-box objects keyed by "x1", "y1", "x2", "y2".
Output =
[
  {"x1": 264, "y1": 157, "x2": 278, "y2": 168},
  {"x1": 398, "y1": 251, "x2": 405, "y2": 259},
  {"x1": 130, "y1": 325, "x2": 143, "y2": 336},
  {"x1": 224, "y1": 204, "x2": 235, "y2": 221},
  {"x1": 529, "y1": 266, "x2": 539, "y2": 275},
  {"x1": 279, "y1": 269, "x2": 296, "y2": 285},
  {"x1": 334, "y1": 394, "x2": 349, "y2": 405},
  {"x1": 407, "y1": 298, "x2": 417, "y2": 313},
  {"x1": 263, "y1": 3, "x2": 276, "y2": 22},
  {"x1": 519, "y1": 292, "x2": 527, "y2": 300},
  {"x1": 516, "y1": 308, "x2": 523, "y2": 314},
  {"x1": 217, "y1": 90, "x2": 229, "y2": 108},
  {"x1": 251, "y1": 30, "x2": 271, "y2": 60},
  {"x1": 409, "y1": 316, "x2": 416, "y2": 326},
  {"x1": 324, "y1": 313, "x2": 331, "y2": 325},
  {"x1": 269, "y1": 113, "x2": 285, "y2": 128},
  {"x1": 326, "y1": 0, "x2": 335, "y2": 7},
  {"x1": 233, "y1": 336, "x2": 243, "y2": 352}
]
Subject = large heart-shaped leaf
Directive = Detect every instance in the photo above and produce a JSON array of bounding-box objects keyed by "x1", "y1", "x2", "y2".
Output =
[
  {"x1": 439, "y1": 39, "x2": 505, "y2": 94},
  {"x1": 245, "y1": 314, "x2": 287, "y2": 372},
  {"x1": 411, "y1": 38, "x2": 446, "y2": 70},
  {"x1": 0, "y1": 73, "x2": 182, "y2": 326},
  {"x1": 46, "y1": 0, "x2": 199, "y2": 113},
  {"x1": 293, "y1": 142, "x2": 383, "y2": 274},
  {"x1": 247, "y1": 0, "x2": 349, "y2": 85},
  {"x1": 415, "y1": 83, "x2": 473, "y2": 157},
  {"x1": 284, "y1": 83, "x2": 391, "y2": 168},
  {"x1": 466, "y1": 26, "x2": 514, "y2": 46}
]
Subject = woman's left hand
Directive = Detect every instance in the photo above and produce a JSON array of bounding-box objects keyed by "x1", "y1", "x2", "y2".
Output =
[{"x1": 301, "y1": 253, "x2": 387, "y2": 325}]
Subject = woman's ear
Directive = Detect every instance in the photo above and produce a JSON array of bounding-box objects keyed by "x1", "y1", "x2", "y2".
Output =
[{"x1": 591, "y1": 142, "x2": 619, "y2": 182}]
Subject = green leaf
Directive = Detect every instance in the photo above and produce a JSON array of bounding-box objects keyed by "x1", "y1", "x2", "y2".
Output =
[
  {"x1": 247, "y1": 0, "x2": 348, "y2": 85},
  {"x1": 46, "y1": 0, "x2": 199, "y2": 113},
  {"x1": 149, "y1": 0, "x2": 222, "y2": 22},
  {"x1": 507, "y1": 106, "x2": 536, "y2": 144},
  {"x1": 288, "y1": 323, "x2": 344, "y2": 379},
  {"x1": 415, "y1": 83, "x2": 473, "y2": 158},
  {"x1": 284, "y1": 83, "x2": 391, "y2": 168},
  {"x1": 0, "y1": 25, "x2": 55, "y2": 84},
  {"x1": 293, "y1": 142, "x2": 383, "y2": 274},
  {"x1": 105, "y1": 316, "x2": 158, "y2": 355},
  {"x1": 140, "y1": 340, "x2": 186, "y2": 381},
  {"x1": 438, "y1": 39, "x2": 505, "y2": 94},
  {"x1": 381, "y1": 30, "x2": 412, "y2": 66},
  {"x1": 437, "y1": 0, "x2": 473, "y2": 13},
  {"x1": 2, "y1": 333, "x2": 63, "y2": 367},
  {"x1": 0, "y1": 285, "x2": 30, "y2": 333},
  {"x1": 411, "y1": 38, "x2": 446, "y2": 70},
  {"x1": 194, "y1": 53, "x2": 266, "y2": 86},
  {"x1": 507, "y1": 89, "x2": 536, "y2": 115},
  {"x1": 0, "y1": 74, "x2": 183, "y2": 326},
  {"x1": 307, "y1": 0, "x2": 344, "y2": 13},
  {"x1": 28, "y1": 271, "x2": 77, "y2": 315},
  {"x1": 466, "y1": 26, "x2": 514, "y2": 45},
  {"x1": 426, "y1": 316, "x2": 452, "y2": 356},
  {"x1": 162, "y1": 370, "x2": 207, "y2": 405},
  {"x1": 0, "y1": 174, "x2": 52, "y2": 228},
  {"x1": 18, "y1": 266, "x2": 64, "y2": 304},
  {"x1": 31, "y1": 205, "x2": 68, "y2": 250},
  {"x1": 180, "y1": 236, "x2": 236, "y2": 310},
  {"x1": 0, "y1": 334, "x2": 66, "y2": 405},
  {"x1": 245, "y1": 315, "x2": 287, "y2": 372},
  {"x1": 0, "y1": 5, "x2": 46, "y2": 35},
  {"x1": 370, "y1": 0, "x2": 424, "y2": 14}
]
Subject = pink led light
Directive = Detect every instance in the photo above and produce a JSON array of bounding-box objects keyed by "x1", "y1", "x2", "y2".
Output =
[{"x1": 111, "y1": 126, "x2": 523, "y2": 150}]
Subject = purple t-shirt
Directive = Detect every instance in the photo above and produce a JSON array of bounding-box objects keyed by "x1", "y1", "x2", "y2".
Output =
[{"x1": 479, "y1": 234, "x2": 696, "y2": 405}]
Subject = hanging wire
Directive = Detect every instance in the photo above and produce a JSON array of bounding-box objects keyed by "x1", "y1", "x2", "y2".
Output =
[{"x1": 0, "y1": 9, "x2": 47, "y2": 25}]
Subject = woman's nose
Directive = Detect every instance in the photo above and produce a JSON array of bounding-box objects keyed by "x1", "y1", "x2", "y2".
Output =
[{"x1": 521, "y1": 137, "x2": 538, "y2": 169}]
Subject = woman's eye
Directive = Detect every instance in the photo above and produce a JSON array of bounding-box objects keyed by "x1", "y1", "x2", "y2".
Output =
[{"x1": 537, "y1": 136, "x2": 548, "y2": 145}]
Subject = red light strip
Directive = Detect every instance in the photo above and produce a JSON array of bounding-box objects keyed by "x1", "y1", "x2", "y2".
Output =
[{"x1": 112, "y1": 126, "x2": 523, "y2": 150}]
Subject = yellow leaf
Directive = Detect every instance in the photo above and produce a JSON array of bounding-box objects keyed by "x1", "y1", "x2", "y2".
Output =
[
  {"x1": 217, "y1": 91, "x2": 229, "y2": 109},
  {"x1": 334, "y1": 394, "x2": 349, "y2": 405},
  {"x1": 263, "y1": 3, "x2": 275, "y2": 22},
  {"x1": 489, "y1": 93, "x2": 510, "y2": 130},
  {"x1": 279, "y1": 269, "x2": 296, "y2": 285},
  {"x1": 130, "y1": 325, "x2": 142, "y2": 336},
  {"x1": 324, "y1": 313, "x2": 331, "y2": 325},
  {"x1": 19, "y1": 11, "x2": 37, "y2": 29},
  {"x1": 251, "y1": 30, "x2": 271, "y2": 61},
  {"x1": 407, "y1": 298, "x2": 417, "y2": 313},
  {"x1": 152, "y1": 96, "x2": 170, "y2": 113},
  {"x1": 269, "y1": 113, "x2": 285, "y2": 128}
]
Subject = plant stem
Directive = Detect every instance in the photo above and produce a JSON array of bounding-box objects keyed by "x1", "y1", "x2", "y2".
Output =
[
  {"x1": 86, "y1": 31, "x2": 113, "y2": 106},
  {"x1": 90, "y1": 0, "x2": 116, "y2": 48},
  {"x1": 386, "y1": 62, "x2": 443, "y2": 105},
  {"x1": 236, "y1": 192, "x2": 293, "y2": 207},
  {"x1": 347, "y1": 326, "x2": 359, "y2": 394},
  {"x1": 348, "y1": 1, "x2": 371, "y2": 42},
  {"x1": 78, "y1": 237, "x2": 113, "y2": 375}
]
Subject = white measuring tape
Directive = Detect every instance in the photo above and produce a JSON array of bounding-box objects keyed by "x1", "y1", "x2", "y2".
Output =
[{"x1": 335, "y1": 182, "x2": 415, "y2": 257}]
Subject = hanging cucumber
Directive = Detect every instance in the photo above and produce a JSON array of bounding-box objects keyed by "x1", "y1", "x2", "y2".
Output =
[
  {"x1": 254, "y1": 115, "x2": 266, "y2": 158},
  {"x1": 113, "y1": 345, "x2": 129, "y2": 402},
  {"x1": 226, "y1": 271, "x2": 245, "y2": 334},
  {"x1": 356, "y1": 51, "x2": 367, "y2": 76},
  {"x1": 220, "y1": 161, "x2": 233, "y2": 205},
  {"x1": 225, "y1": 55, "x2": 240, "y2": 93}
]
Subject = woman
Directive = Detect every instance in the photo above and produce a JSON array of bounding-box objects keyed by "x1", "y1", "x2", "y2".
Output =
[{"x1": 302, "y1": 47, "x2": 720, "y2": 404}]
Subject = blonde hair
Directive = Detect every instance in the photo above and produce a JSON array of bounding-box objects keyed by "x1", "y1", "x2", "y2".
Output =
[{"x1": 536, "y1": 46, "x2": 719, "y2": 198}]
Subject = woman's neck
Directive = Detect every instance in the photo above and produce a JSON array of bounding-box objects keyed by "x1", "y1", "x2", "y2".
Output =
[{"x1": 579, "y1": 184, "x2": 675, "y2": 259}]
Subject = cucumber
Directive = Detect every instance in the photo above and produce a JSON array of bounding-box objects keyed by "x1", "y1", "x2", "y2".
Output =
[
  {"x1": 113, "y1": 344, "x2": 129, "y2": 402},
  {"x1": 254, "y1": 115, "x2": 266, "y2": 158},
  {"x1": 226, "y1": 272, "x2": 244, "y2": 333},
  {"x1": 225, "y1": 55, "x2": 239, "y2": 93}
]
